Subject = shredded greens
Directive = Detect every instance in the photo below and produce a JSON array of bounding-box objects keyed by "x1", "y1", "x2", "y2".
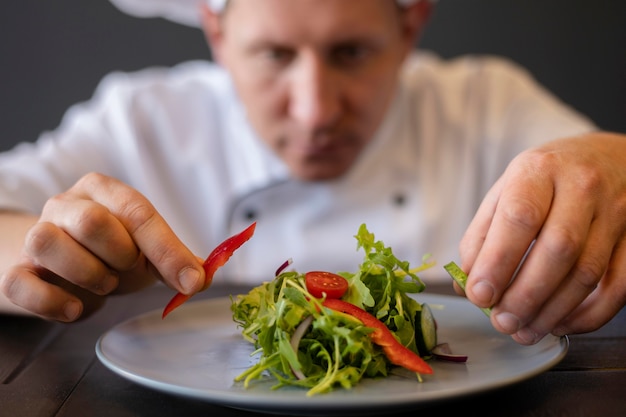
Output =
[{"x1": 230, "y1": 224, "x2": 435, "y2": 395}]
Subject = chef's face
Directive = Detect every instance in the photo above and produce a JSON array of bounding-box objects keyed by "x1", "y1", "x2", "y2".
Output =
[{"x1": 203, "y1": 0, "x2": 430, "y2": 181}]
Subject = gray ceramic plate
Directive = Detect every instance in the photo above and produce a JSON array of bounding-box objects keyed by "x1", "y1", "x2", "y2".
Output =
[{"x1": 96, "y1": 293, "x2": 568, "y2": 415}]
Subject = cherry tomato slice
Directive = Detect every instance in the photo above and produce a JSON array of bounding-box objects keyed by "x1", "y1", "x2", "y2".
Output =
[{"x1": 305, "y1": 271, "x2": 349, "y2": 299}]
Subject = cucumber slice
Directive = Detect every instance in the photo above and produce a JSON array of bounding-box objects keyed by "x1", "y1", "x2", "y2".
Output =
[{"x1": 415, "y1": 303, "x2": 437, "y2": 356}]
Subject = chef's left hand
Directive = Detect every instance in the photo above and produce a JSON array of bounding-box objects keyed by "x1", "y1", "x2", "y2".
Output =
[{"x1": 458, "y1": 131, "x2": 626, "y2": 345}]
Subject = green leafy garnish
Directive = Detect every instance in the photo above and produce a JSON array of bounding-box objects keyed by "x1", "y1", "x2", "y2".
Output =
[{"x1": 443, "y1": 261, "x2": 492, "y2": 317}]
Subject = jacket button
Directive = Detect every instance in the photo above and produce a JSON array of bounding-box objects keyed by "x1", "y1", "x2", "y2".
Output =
[
  {"x1": 393, "y1": 194, "x2": 406, "y2": 207},
  {"x1": 244, "y1": 209, "x2": 257, "y2": 221}
]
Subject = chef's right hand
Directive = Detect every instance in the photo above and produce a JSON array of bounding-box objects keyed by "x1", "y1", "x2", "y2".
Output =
[{"x1": 0, "y1": 172, "x2": 205, "y2": 322}]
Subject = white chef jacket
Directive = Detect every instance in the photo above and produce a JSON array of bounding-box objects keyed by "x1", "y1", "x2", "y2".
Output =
[{"x1": 0, "y1": 51, "x2": 596, "y2": 284}]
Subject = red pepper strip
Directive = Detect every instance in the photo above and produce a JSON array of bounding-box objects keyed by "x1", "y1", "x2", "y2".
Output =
[
  {"x1": 162, "y1": 222, "x2": 257, "y2": 319},
  {"x1": 322, "y1": 298, "x2": 433, "y2": 375}
]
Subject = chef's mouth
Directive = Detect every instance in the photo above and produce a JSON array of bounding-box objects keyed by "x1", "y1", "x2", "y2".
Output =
[{"x1": 279, "y1": 133, "x2": 359, "y2": 156}]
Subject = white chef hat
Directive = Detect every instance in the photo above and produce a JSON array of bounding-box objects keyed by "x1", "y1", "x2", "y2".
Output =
[{"x1": 109, "y1": 0, "x2": 434, "y2": 28}]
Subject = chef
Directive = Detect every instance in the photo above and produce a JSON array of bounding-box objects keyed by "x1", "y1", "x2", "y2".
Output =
[{"x1": 1, "y1": 0, "x2": 624, "y2": 348}]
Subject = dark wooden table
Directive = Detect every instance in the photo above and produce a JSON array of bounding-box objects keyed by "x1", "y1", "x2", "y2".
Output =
[{"x1": 2, "y1": 282, "x2": 625, "y2": 417}]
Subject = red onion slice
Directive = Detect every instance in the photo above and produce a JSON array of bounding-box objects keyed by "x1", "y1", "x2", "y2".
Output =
[
  {"x1": 431, "y1": 343, "x2": 468, "y2": 363},
  {"x1": 275, "y1": 258, "x2": 293, "y2": 276},
  {"x1": 289, "y1": 315, "x2": 313, "y2": 380}
]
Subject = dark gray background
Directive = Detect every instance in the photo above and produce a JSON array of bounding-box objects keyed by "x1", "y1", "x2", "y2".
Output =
[{"x1": 1, "y1": 0, "x2": 625, "y2": 152}]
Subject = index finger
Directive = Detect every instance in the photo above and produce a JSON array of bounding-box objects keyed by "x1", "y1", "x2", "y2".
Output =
[
  {"x1": 72, "y1": 173, "x2": 204, "y2": 295},
  {"x1": 461, "y1": 158, "x2": 552, "y2": 308}
]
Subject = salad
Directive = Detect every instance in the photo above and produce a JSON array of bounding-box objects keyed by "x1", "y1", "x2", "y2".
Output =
[{"x1": 229, "y1": 224, "x2": 440, "y2": 396}]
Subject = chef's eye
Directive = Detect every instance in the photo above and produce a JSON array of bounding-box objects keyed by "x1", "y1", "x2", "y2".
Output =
[
  {"x1": 331, "y1": 44, "x2": 371, "y2": 66},
  {"x1": 263, "y1": 47, "x2": 295, "y2": 65}
]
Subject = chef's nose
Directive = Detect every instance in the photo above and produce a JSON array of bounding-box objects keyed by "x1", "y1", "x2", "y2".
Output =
[{"x1": 287, "y1": 53, "x2": 341, "y2": 130}]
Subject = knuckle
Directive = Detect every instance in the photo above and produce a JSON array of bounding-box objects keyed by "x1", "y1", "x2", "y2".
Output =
[
  {"x1": 118, "y1": 198, "x2": 158, "y2": 235},
  {"x1": 574, "y1": 167, "x2": 602, "y2": 195},
  {"x1": 543, "y1": 226, "x2": 581, "y2": 261},
  {"x1": 24, "y1": 222, "x2": 59, "y2": 258},
  {"x1": 72, "y1": 204, "x2": 111, "y2": 241},
  {"x1": 41, "y1": 192, "x2": 68, "y2": 214},
  {"x1": 501, "y1": 198, "x2": 544, "y2": 232},
  {"x1": 76, "y1": 171, "x2": 107, "y2": 189},
  {"x1": 571, "y1": 259, "x2": 604, "y2": 291},
  {"x1": 0, "y1": 267, "x2": 20, "y2": 299},
  {"x1": 0, "y1": 267, "x2": 53, "y2": 318},
  {"x1": 145, "y1": 242, "x2": 178, "y2": 272},
  {"x1": 515, "y1": 147, "x2": 559, "y2": 175}
]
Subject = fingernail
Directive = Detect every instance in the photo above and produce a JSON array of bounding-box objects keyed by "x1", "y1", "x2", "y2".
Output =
[
  {"x1": 63, "y1": 300, "x2": 81, "y2": 321},
  {"x1": 494, "y1": 312, "x2": 521, "y2": 334},
  {"x1": 471, "y1": 280, "x2": 495, "y2": 305},
  {"x1": 179, "y1": 267, "x2": 202, "y2": 294},
  {"x1": 515, "y1": 327, "x2": 540, "y2": 345},
  {"x1": 99, "y1": 273, "x2": 119, "y2": 295}
]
